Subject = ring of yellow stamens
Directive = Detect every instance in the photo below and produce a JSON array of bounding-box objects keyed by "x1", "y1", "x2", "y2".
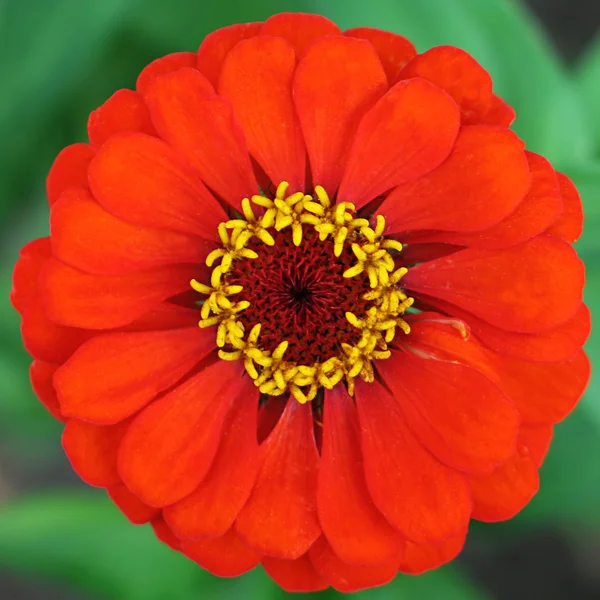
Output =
[{"x1": 191, "y1": 182, "x2": 413, "y2": 404}]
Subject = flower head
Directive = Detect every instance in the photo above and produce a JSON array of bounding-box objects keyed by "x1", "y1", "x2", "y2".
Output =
[{"x1": 12, "y1": 12, "x2": 589, "y2": 593}]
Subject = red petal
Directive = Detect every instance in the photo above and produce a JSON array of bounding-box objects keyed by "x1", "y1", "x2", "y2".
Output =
[
  {"x1": 88, "y1": 132, "x2": 225, "y2": 238},
  {"x1": 118, "y1": 361, "x2": 244, "y2": 507},
  {"x1": 182, "y1": 528, "x2": 261, "y2": 577},
  {"x1": 30, "y1": 361, "x2": 64, "y2": 422},
  {"x1": 219, "y1": 36, "x2": 305, "y2": 191},
  {"x1": 402, "y1": 151, "x2": 559, "y2": 248},
  {"x1": 318, "y1": 386, "x2": 402, "y2": 565},
  {"x1": 152, "y1": 518, "x2": 181, "y2": 551},
  {"x1": 236, "y1": 400, "x2": 321, "y2": 559},
  {"x1": 46, "y1": 143, "x2": 95, "y2": 205},
  {"x1": 403, "y1": 235, "x2": 585, "y2": 333},
  {"x1": 355, "y1": 379, "x2": 472, "y2": 543},
  {"x1": 196, "y1": 23, "x2": 262, "y2": 88},
  {"x1": 383, "y1": 126, "x2": 530, "y2": 234},
  {"x1": 470, "y1": 451, "x2": 539, "y2": 522},
  {"x1": 345, "y1": 27, "x2": 416, "y2": 84},
  {"x1": 51, "y1": 187, "x2": 212, "y2": 275},
  {"x1": 399, "y1": 46, "x2": 493, "y2": 124},
  {"x1": 293, "y1": 36, "x2": 387, "y2": 194},
  {"x1": 519, "y1": 423, "x2": 553, "y2": 468},
  {"x1": 338, "y1": 78, "x2": 460, "y2": 208},
  {"x1": 40, "y1": 258, "x2": 198, "y2": 329},
  {"x1": 144, "y1": 68, "x2": 258, "y2": 209},
  {"x1": 480, "y1": 94, "x2": 516, "y2": 127},
  {"x1": 107, "y1": 484, "x2": 160, "y2": 524},
  {"x1": 12, "y1": 237, "x2": 52, "y2": 314},
  {"x1": 378, "y1": 340, "x2": 519, "y2": 474},
  {"x1": 62, "y1": 418, "x2": 130, "y2": 486},
  {"x1": 399, "y1": 242, "x2": 463, "y2": 265},
  {"x1": 262, "y1": 554, "x2": 328, "y2": 592},
  {"x1": 87, "y1": 89, "x2": 156, "y2": 148},
  {"x1": 309, "y1": 537, "x2": 397, "y2": 592},
  {"x1": 136, "y1": 52, "x2": 198, "y2": 95},
  {"x1": 260, "y1": 13, "x2": 341, "y2": 55},
  {"x1": 55, "y1": 327, "x2": 214, "y2": 423},
  {"x1": 546, "y1": 172, "x2": 584, "y2": 243},
  {"x1": 121, "y1": 303, "x2": 200, "y2": 332},
  {"x1": 163, "y1": 379, "x2": 259, "y2": 539},
  {"x1": 397, "y1": 532, "x2": 466, "y2": 575}
]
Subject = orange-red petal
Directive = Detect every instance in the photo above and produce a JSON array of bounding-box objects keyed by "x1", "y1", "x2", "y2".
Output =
[
  {"x1": 136, "y1": 52, "x2": 198, "y2": 95},
  {"x1": 293, "y1": 36, "x2": 387, "y2": 194},
  {"x1": 546, "y1": 172, "x2": 584, "y2": 243},
  {"x1": 117, "y1": 361, "x2": 243, "y2": 507},
  {"x1": 55, "y1": 327, "x2": 214, "y2": 423},
  {"x1": 219, "y1": 36, "x2": 305, "y2": 190},
  {"x1": 355, "y1": 379, "x2": 472, "y2": 543},
  {"x1": 196, "y1": 23, "x2": 262, "y2": 88},
  {"x1": 107, "y1": 484, "x2": 160, "y2": 524},
  {"x1": 144, "y1": 68, "x2": 258, "y2": 209},
  {"x1": 262, "y1": 553, "x2": 328, "y2": 593},
  {"x1": 398, "y1": 46, "x2": 493, "y2": 124},
  {"x1": 88, "y1": 132, "x2": 225, "y2": 238},
  {"x1": 182, "y1": 528, "x2": 261, "y2": 577},
  {"x1": 309, "y1": 537, "x2": 397, "y2": 593},
  {"x1": 344, "y1": 27, "x2": 416, "y2": 84},
  {"x1": 46, "y1": 143, "x2": 95, "y2": 205},
  {"x1": 236, "y1": 400, "x2": 321, "y2": 559},
  {"x1": 397, "y1": 532, "x2": 466, "y2": 575},
  {"x1": 51, "y1": 187, "x2": 212, "y2": 275},
  {"x1": 403, "y1": 235, "x2": 585, "y2": 333},
  {"x1": 470, "y1": 451, "x2": 539, "y2": 522},
  {"x1": 30, "y1": 361, "x2": 64, "y2": 422},
  {"x1": 163, "y1": 378, "x2": 259, "y2": 539},
  {"x1": 480, "y1": 94, "x2": 516, "y2": 127},
  {"x1": 383, "y1": 126, "x2": 530, "y2": 234},
  {"x1": 87, "y1": 89, "x2": 156, "y2": 148},
  {"x1": 152, "y1": 518, "x2": 181, "y2": 551},
  {"x1": 338, "y1": 78, "x2": 460, "y2": 208},
  {"x1": 519, "y1": 423, "x2": 554, "y2": 468},
  {"x1": 318, "y1": 386, "x2": 402, "y2": 565}
]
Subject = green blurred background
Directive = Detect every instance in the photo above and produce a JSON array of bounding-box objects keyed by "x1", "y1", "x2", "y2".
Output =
[{"x1": 1, "y1": 0, "x2": 599, "y2": 598}]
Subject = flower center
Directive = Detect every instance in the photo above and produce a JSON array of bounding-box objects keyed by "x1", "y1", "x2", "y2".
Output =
[{"x1": 191, "y1": 183, "x2": 414, "y2": 403}]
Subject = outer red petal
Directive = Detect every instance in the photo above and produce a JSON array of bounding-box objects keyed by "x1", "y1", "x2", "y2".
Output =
[
  {"x1": 40, "y1": 258, "x2": 198, "y2": 330},
  {"x1": 403, "y1": 235, "x2": 585, "y2": 333},
  {"x1": 87, "y1": 89, "x2": 156, "y2": 148},
  {"x1": 46, "y1": 143, "x2": 95, "y2": 205},
  {"x1": 401, "y1": 151, "x2": 559, "y2": 248},
  {"x1": 152, "y1": 518, "x2": 181, "y2": 551},
  {"x1": 54, "y1": 327, "x2": 214, "y2": 423},
  {"x1": 480, "y1": 94, "x2": 516, "y2": 127},
  {"x1": 318, "y1": 386, "x2": 402, "y2": 566},
  {"x1": 293, "y1": 36, "x2": 387, "y2": 194},
  {"x1": 308, "y1": 537, "x2": 397, "y2": 593},
  {"x1": 261, "y1": 13, "x2": 341, "y2": 54},
  {"x1": 118, "y1": 361, "x2": 243, "y2": 507},
  {"x1": 88, "y1": 132, "x2": 225, "y2": 238},
  {"x1": 196, "y1": 23, "x2": 262, "y2": 88},
  {"x1": 144, "y1": 68, "x2": 258, "y2": 209},
  {"x1": 163, "y1": 379, "x2": 259, "y2": 539},
  {"x1": 107, "y1": 484, "x2": 160, "y2": 524},
  {"x1": 397, "y1": 532, "x2": 466, "y2": 575},
  {"x1": 236, "y1": 400, "x2": 321, "y2": 559},
  {"x1": 136, "y1": 52, "x2": 198, "y2": 95},
  {"x1": 219, "y1": 36, "x2": 305, "y2": 191},
  {"x1": 181, "y1": 528, "x2": 261, "y2": 577},
  {"x1": 383, "y1": 126, "x2": 529, "y2": 234},
  {"x1": 338, "y1": 78, "x2": 460, "y2": 208},
  {"x1": 30, "y1": 361, "x2": 64, "y2": 422},
  {"x1": 262, "y1": 554, "x2": 328, "y2": 593},
  {"x1": 62, "y1": 418, "x2": 129, "y2": 486},
  {"x1": 355, "y1": 379, "x2": 472, "y2": 544},
  {"x1": 344, "y1": 27, "x2": 416, "y2": 84},
  {"x1": 519, "y1": 423, "x2": 553, "y2": 468},
  {"x1": 378, "y1": 343, "x2": 519, "y2": 474},
  {"x1": 51, "y1": 187, "x2": 212, "y2": 275},
  {"x1": 546, "y1": 172, "x2": 584, "y2": 243},
  {"x1": 398, "y1": 46, "x2": 493, "y2": 124},
  {"x1": 11, "y1": 237, "x2": 51, "y2": 313},
  {"x1": 470, "y1": 450, "x2": 539, "y2": 522}
]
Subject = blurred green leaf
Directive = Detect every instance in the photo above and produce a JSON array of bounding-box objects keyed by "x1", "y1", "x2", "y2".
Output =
[
  {"x1": 314, "y1": 0, "x2": 591, "y2": 165},
  {"x1": 574, "y1": 33, "x2": 600, "y2": 158}
]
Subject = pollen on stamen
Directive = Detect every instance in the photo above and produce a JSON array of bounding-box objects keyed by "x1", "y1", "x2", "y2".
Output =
[{"x1": 190, "y1": 182, "x2": 413, "y2": 404}]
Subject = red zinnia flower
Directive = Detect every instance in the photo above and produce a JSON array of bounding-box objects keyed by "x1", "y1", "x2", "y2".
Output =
[{"x1": 12, "y1": 12, "x2": 589, "y2": 593}]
